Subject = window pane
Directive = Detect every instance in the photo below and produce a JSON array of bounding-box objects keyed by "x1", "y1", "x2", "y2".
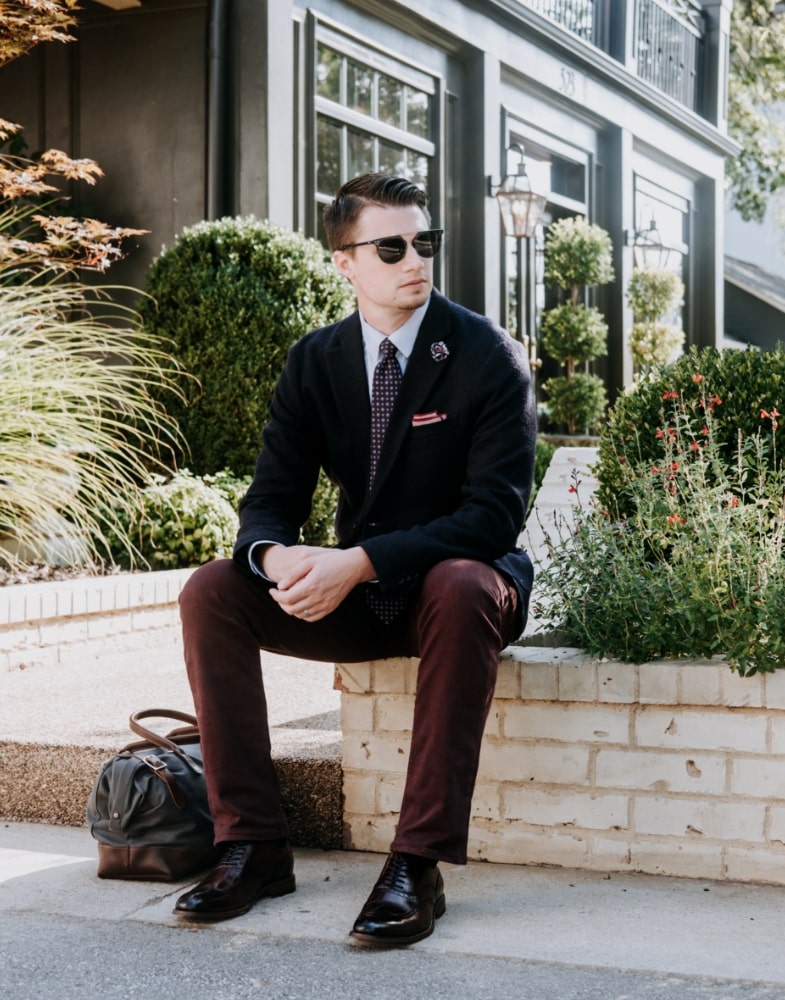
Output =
[
  {"x1": 407, "y1": 152, "x2": 430, "y2": 188},
  {"x1": 378, "y1": 73, "x2": 403, "y2": 128},
  {"x1": 348, "y1": 128, "x2": 374, "y2": 177},
  {"x1": 405, "y1": 89, "x2": 429, "y2": 138},
  {"x1": 316, "y1": 45, "x2": 342, "y2": 102},
  {"x1": 317, "y1": 117, "x2": 341, "y2": 196},
  {"x1": 347, "y1": 58, "x2": 373, "y2": 115},
  {"x1": 379, "y1": 140, "x2": 407, "y2": 177}
]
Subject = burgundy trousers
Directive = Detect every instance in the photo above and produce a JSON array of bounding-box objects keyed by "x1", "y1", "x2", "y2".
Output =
[{"x1": 179, "y1": 557, "x2": 519, "y2": 865}]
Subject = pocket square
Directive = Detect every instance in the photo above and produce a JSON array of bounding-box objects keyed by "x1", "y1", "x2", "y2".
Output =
[{"x1": 412, "y1": 411, "x2": 447, "y2": 427}]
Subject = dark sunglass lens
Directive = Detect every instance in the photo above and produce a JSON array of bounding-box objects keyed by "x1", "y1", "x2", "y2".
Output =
[
  {"x1": 412, "y1": 231, "x2": 442, "y2": 258},
  {"x1": 375, "y1": 237, "x2": 407, "y2": 263}
]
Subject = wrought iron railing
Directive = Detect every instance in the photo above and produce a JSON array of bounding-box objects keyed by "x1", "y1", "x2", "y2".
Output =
[
  {"x1": 523, "y1": 0, "x2": 596, "y2": 43},
  {"x1": 634, "y1": 0, "x2": 704, "y2": 110},
  {"x1": 520, "y1": 0, "x2": 706, "y2": 113}
]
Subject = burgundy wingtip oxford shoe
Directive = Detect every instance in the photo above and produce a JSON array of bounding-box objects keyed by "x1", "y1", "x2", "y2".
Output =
[
  {"x1": 349, "y1": 852, "x2": 446, "y2": 947},
  {"x1": 173, "y1": 840, "x2": 295, "y2": 921}
]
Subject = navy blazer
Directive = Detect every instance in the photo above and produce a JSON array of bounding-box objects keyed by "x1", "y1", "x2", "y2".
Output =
[{"x1": 235, "y1": 290, "x2": 537, "y2": 636}]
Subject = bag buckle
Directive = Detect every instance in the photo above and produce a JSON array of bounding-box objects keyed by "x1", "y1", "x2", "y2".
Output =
[{"x1": 142, "y1": 755, "x2": 167, "y2": 772}]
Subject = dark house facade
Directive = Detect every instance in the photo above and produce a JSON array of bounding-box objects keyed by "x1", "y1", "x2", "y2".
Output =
[{"x1": 1, "y1": 0, "x2": 736, "y2": 402}]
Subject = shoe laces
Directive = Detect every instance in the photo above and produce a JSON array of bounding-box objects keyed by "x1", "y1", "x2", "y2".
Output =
[
  {"x1": 215, "y1": 842, "x2": 251, "y2": 872},
  {"x1": 378, "y1": 852, "x2": 418, "y2": 894}
]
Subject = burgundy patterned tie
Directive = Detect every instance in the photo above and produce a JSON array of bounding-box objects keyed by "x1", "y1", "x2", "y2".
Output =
[{"x1": 366, "y1": 338, "x2": 406, "y2": 623}]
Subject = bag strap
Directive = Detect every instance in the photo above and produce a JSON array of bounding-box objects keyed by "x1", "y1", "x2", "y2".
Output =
[{"x1": 128, "y1": 709, "x2": 199, "y2": 753}]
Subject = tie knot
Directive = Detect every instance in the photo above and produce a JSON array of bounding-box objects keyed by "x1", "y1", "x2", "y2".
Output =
[{"x1": 380, "y1": 338, "x2": 397, "y2": 362}]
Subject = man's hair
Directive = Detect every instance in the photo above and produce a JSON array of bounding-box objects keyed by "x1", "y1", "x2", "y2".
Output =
[{"x1": 323, "y1": 173, "x2": 431, "y2": 251}]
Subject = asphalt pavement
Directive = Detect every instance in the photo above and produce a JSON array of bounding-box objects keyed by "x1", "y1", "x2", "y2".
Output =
[{"x1": 2, "y1": 820, "x2": 785, "y2": 999}]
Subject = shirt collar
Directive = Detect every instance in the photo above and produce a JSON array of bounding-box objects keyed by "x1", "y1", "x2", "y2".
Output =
[{"x1": 360, "y1": 300, "x2": 429, "y2": 368}]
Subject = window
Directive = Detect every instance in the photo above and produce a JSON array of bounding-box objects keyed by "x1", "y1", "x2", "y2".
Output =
[{"x1": 312, "y1": 26, "x2": 438, "y2": 244}]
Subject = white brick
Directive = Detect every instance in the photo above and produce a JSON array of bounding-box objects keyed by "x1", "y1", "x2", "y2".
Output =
[
  {"x1": 471, "y1": 780, "x2": 503, "y2": 819},
  {"x1": 372, "y1": 658, "x2": 417, "y2": 694},
  {"x1": 731, "y1": 757, "x2": 785, "y2": 800},
  {"x1": 597, "y1": 663, "x2": 638, "y2": 703},
  {"x1": 639, "y1": 662, "x2": 680, "y2": 705},
  {"x1": 678, "y1": 664, "x2": 723, "y2": 706},
  {"x1": 634, "y1": 796, "x2": 766, "y2": 842},
  {"x1": 720, "y1": 670, "x2": 764, "y2": 708},
  {"x1": 724, "y1": 846, "x2": 785, "y2": 885},
  {"x1": 340, "y1": 693, "x2": 374, "y2": 733},
  {"x1": 624, "y1": 839, "x2": 724, "y2": 880},
  {"x1": 39, "y1": 619, "x2": 88, "y2": 645},
  {"x1": 558, "y1": 662, "x2": 597, "y2": 702},
  {"x1": 768, "y1": 720, "x2": 785, "y2": 756},
  {"x1": 341, "y1": 772, "x2": 375, "y2": 814},
  {"x1": 493, "y1": 660, "x2": 520, "y2": 699},
  {"x1": 375, "y1": 694, "x2": 414, "y2": 733},
  {"x1": 376, "y1": 773, "x2": 405, "y2": 814},
  {"x1": 468, "y1": 823, "x2": 589, "y2": 867},
  {"x1": 520, "y1": 661, "x2": 559, "y2": 701},
  {"x1": 88, "y1": 612, "x2": 133, "y2": 639},
  {"x1": 483, "y1": 705, "x2": 502, "y2": 739},
  {"x1": 634, "y1": 707, "x2": 767, "y2": 753},
  {"x1": 596, "y1": 749, "x2": 726, "y2": 795},
  {"x1": 344, "y1": 814, "x2": 395, "y2": 853},
  {"x1": 505, "y1": 787, "x2": 629, "y2": 830},
  {"x1": 764, "y1": 805, "x2": 785, "y2": 845},
  {"x1": 504, "y1": 703, "x2": 630, "y2": 744},
  {"x1": 342, "y1": 733, "x2": 409, "y2": 773},
  {"x1": 334, "y1": 663, "x2": 373, "y2": 695},
  {"x1": 478, "y1": 741, "x2": 590, "y2": 785},
  {"x1": 763, "y1": 670, "x2": 785, "y2": 711}
]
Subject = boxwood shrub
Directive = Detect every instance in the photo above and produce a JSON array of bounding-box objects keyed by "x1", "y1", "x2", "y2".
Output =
[{"x1": 140, "y1": 217, "x2": 356, "y2": 546}]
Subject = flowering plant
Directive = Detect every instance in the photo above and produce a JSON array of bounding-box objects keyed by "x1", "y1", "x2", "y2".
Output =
[{"x1": 532, "y1": 378, "x2": 785, "y2": 674}]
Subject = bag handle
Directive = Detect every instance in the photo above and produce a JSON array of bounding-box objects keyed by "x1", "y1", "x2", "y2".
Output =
[{"x1": 128, "y1": 709, "x2": 199, "y2": 756}]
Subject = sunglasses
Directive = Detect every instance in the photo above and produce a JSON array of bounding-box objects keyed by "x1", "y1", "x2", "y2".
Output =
[{"x1": 338, "y1": 229, "x2": 443, "y2": 264}]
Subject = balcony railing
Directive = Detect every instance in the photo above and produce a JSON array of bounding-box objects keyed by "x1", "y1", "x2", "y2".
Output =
[{"x1": 521, "y1": 0, "x2": 706, "y2": 114}]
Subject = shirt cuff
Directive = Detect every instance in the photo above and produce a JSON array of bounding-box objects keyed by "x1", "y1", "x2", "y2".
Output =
[{"x1": 247, "y1": 540, "x2": 281, "y2": 581}]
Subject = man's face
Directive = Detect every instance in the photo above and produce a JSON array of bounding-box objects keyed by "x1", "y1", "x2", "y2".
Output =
[{"x1": 333, "y1": 203, "x2": 435, "y2": 333}]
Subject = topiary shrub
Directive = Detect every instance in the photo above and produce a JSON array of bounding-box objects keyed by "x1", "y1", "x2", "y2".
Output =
[
  {"x1": 540, "y1": 216, "x2": 614, "y2": 434},
  {"x1": 141, "y1": 216, "x2": 355, "y2": 474},
  {"x1": 595, "y1": 345, "x2": 785, "y2": 517},
  {"x1": 626, "y1": 267, "x2": 685, "y2": 374},
  {"x1": 140, "y1": 216, "x2": 355, "y2": 546}
]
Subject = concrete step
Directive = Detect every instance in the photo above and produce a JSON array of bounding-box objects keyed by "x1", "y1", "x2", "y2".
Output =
[{"x1": 0, "y1": 629, "x2": 344, "y2": 850}]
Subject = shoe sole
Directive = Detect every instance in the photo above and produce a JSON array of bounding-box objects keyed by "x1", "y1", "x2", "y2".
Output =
[
  {"x1": 348, "y1": 892, "x2": 446, "y2": 947},
  {"x1": 173, "y1": 874, "x2": 296, "y2": 922}
]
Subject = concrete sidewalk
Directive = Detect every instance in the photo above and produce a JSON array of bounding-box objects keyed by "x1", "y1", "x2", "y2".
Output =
[{"x1": 2, "y1": 821, "x2": 784, "y2": 999}]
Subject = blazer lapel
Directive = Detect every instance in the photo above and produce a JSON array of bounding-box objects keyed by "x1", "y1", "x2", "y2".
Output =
[
  {"x1": 366, "y1": 292, "x2": 454, "y2": 502},
  {"x1": 325, "y1": 312, "x2": 372, "y2": 485}
]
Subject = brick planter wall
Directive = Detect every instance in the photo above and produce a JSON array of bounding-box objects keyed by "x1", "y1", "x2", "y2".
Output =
[
  {"x1": 0, "y1": 569, "x2": 194, "y2": 671},
  {"x1": 336, "y1": 646, "x2": 785, "y2": 885}
]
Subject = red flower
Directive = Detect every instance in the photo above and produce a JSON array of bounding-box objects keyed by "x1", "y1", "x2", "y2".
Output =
[
  {"x1": 568, "y1": 484, "x2": 577, "y2": 494},
  {"x1": 670, "y1": 461, "x2": 679, "y2": 471},
  {"x1": 692, "y1": 373, "x2": 703, "y2": 383},
  {"x1": 652, "y1": 466, "x2": 660, "y2": 474},
  {"x1": 690, "y1": 441, "x2": 700, "y2": 451},
  {"x1": 655, "y1": 428, "x2": 665, "y2": 439},
  {"x1": 662, "y1": 389, "x2": 678, "y2": 400},
  {"x1": 666, "y1": 514, "x2": 686, "y2": 524}
]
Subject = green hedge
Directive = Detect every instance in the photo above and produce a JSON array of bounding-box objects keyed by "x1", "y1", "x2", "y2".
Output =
[
  {"x1": 140, "y1": 216, "x2": 355, "y2": 477},
  {"x1": 140, "y1": 217, "x2": 355, "y2": 546}
]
